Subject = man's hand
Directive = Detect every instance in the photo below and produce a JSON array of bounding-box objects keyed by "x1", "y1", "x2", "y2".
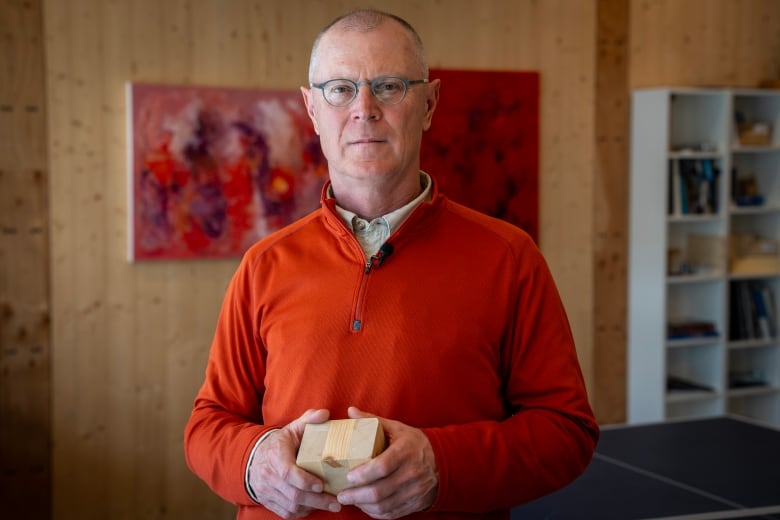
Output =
[
  {"x1": 336, "y1": 406, "x2": 439, "y2": 519},
  {"x1": 248, "y1": 408, "x2": 341, "y2": 518}
]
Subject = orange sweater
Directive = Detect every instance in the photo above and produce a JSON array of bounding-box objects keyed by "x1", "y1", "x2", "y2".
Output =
[{"x1": 184, "y1": 180, "x2": 598, "y2": 519}]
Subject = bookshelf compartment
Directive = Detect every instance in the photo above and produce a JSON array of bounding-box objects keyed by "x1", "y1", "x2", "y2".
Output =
[
  {"x1": 667, "y1": 157, "x2": 723, "y2": 217},
  {"x1": 733, "y1": 92, "x2": 780, "y2": 148},
  {"x1": 666, "y1": 281, "x2": 725, "y2": 337},
  {"x1": 729, "y1": 213, "x2": 780, "y2": 277},
  {"x1": 667, "y1": 343, "x2": 723, "y2": 396},
  {"x1": 728, "y1": 278, "x2": 779, "y2": 342},
  {"x1": 728, "y1": 344, "x2": 779, "y2": 390},
  {"x1": 731, "y1": 150, "x2": 780, "y2": 210},
  {"x1": 669, "y1": 92, "x2": 729, "y2": 153},
  {"x1": 667, "y1": 220, "x2": 726, "y2": 277}
]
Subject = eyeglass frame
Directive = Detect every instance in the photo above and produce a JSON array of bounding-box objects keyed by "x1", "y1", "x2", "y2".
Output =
[{"x1": 309, "y1": 76, "x2": 429, "y2": 107}]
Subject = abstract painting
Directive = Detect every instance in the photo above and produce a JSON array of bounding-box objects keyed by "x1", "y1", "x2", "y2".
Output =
[
  {"x1": 127, "y1": 82, "x2": 327, "y2": 261},
  {"x1": 421, "y1": 69, "x2": 539, "y2": 242}
]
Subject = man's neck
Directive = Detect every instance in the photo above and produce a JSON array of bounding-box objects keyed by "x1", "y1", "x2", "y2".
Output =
[{"x1": 330, "y1": 173, "x2": 424, "y2": 221}]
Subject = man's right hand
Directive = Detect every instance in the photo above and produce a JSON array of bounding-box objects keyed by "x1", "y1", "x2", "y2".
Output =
[{"x1": 248, "y1": 408, "x2": 341, "y2": 518}]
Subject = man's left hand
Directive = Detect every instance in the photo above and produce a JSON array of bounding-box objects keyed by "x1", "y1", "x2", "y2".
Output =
[{"x1": 336, "y1": 406, "x2": 438, "y2": 519}]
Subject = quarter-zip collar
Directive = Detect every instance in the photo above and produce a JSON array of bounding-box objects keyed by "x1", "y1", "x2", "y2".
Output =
[{"x1": 329, "y1": 173, "x2": 433, "y2": 259}]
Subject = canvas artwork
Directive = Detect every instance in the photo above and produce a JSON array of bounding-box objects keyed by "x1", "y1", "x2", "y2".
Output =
[
  {"x1": 127, "y1": 82, "x2": 327, "y2": 261},
  {"x1": 421, "y1": 69, "x2": 539, "y2": 242}
]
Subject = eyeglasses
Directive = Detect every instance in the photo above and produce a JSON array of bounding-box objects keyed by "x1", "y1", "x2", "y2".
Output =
[{"x1": 310, "y1": 77, "x2": 428, "y2": 107}]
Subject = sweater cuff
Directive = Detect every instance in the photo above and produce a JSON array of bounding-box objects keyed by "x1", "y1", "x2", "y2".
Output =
[{"x1": 244, "y1": 428, "x2": 280, "y2": 503}]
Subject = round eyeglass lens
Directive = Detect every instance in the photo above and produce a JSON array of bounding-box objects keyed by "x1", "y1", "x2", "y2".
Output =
[
  {"x1": 323, "y1": 80, "x2": 358, "y2": 106},
  {"x1": 371, "y1": 78, "x2": 406, "y2": 104}
]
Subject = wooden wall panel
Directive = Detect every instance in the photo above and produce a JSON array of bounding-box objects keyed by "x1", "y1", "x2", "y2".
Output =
[
  {"x1": 630, "y1": 0, "x2": 780, "y2": 88},
  {"x1": 0, "y1": 0, "x2": 51, "y2": 517},
  {"x1": 594, "y1": 0, "x2": 630, "y2": 424}
]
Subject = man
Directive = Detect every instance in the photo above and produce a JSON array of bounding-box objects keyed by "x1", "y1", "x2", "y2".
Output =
[{"x1": 185, "y1": 9, "x2": 598, "y2": 520}]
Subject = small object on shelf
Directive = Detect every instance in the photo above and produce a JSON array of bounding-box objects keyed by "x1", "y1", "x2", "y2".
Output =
[
  {"x1": 666, "y1": 375, "x2": 713, "y2": 392},
  {"x1": 735, "y1": 115, "x2": 772, "y2": 146},
  {"x1": 732, "y1": 174, "x2": 765, "y2": 207},
  {"x1": 667, "y1": 320, "x2": 718, "y2": 340},
  {"x1": 733, "y1": 195, "x2": 765, "y2": 207},
  {"x1": 667, "y1": 234, "x2": 726, "y2": 276},
  {"x1": 729, "y1": 370, "x2": 767, "y2": 388},
  {"x1": 672, "y1": 142, "x2": 718, "y2": 153},
  {"x1": 729, "y1": 234, "x2": 780, "y2": 275}
]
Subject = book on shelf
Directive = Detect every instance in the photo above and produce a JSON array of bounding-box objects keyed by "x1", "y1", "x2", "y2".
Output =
[
  {"x1": 729, "y1": 280, "x2": 778, "y2": 341},
  {"x1": 668, "y1": 159, "x2": 720, "y2": 216}
]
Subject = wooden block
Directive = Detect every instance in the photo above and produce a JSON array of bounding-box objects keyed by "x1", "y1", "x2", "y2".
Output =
[{"x1": 296, "y1": 418, "x2": 386, "y2": 495}]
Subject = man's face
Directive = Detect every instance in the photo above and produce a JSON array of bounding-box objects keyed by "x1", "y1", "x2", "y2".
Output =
[{"x1": 301, "y1": 21, "x2": 439, "y2": 186}]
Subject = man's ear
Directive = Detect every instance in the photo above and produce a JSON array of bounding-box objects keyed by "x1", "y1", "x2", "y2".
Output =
[
  {"x1": 422, "y1": 78, "x2": 440, "y2": 132},
  {"x1": 300, "y1": 86, "x2": 320, "y2": 135}
]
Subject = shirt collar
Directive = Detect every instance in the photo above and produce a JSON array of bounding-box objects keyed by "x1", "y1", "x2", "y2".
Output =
[{"x1": 331, "y1": 172, "x2": 432, "y2": 235}]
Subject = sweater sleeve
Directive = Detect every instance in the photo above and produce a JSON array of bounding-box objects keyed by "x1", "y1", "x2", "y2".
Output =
[
  {"x1": 423, "y1": 244, "x2": 599, "y2": 512},
  {"x1": 183, "y1": 253, "x2": 278, "y2": 506}
]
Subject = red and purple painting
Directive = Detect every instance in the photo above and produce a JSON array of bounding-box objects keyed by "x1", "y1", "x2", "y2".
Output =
[
  {"x1": 421, "y1": 69, "x2": 539, "y2": 242},
  {"x1": 127, "y1": 83, "x2": 327, "y2": 261}
]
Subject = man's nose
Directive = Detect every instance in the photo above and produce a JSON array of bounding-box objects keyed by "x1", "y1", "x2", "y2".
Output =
[{"x1": 350, "y1": 83, "x2": 381, "y2": 120}]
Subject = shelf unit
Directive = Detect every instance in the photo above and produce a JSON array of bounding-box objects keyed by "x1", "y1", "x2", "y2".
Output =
[{"x1": 628, "y1": 87, "x2": 780, "y2": 427}]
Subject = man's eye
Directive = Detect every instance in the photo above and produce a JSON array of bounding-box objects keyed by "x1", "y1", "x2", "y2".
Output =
[
  {"x1": 375, "y1": 81, "x2": 401, "y2": 92},
  {"x1": 328, "y1": 84, "x2": 355, "y2": 96}
]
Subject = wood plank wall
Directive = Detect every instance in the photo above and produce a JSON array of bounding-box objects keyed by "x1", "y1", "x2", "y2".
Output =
[
  {"x1": 0, "y1": 0, "x2": 50, "y2": 517},
  {"x1": 593, "y1": 0, "x2": 630, "y2": 424},
  {"x1": 630, "y1": 0, "x2": 780, "y2": 88},
  {"x1": 0, "y1": 0, "x2": 777, "y2": 518}
]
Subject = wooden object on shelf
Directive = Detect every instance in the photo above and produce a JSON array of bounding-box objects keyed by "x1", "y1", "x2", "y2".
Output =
[
  {"x1": 738, "y1": 122, "x2": 772, "y2": 146},
  {"x1": 296, "y1": 418, "x2": 386, "y2": 495},
  {"x1": 730, "y1": 234, "x2": 779, "y2": 275}
]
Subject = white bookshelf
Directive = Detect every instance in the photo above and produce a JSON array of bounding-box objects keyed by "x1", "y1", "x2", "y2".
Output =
[{"x1": 628, "y1": 88, "x2": 780, "y2": 427}]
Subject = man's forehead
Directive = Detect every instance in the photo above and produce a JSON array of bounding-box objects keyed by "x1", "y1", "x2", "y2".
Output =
[{"x1": 313, "y1": 25, "x2": 417, "y2": 75}]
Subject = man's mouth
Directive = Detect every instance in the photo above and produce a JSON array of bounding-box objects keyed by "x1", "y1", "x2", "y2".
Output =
[{"x1": 350, "y1": 137, "x2": 385, "y2": 145}]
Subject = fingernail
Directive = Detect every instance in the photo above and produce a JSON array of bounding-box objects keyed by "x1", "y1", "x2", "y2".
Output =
[{"x1": 329, "y1": 503, "x2": 341, "y2": 512}]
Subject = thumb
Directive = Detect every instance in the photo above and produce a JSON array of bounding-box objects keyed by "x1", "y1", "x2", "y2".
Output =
[
  {"x1": 347, "y1": 406, "x2": 375, "y2": 419},
  {"x1": 288, "y1": 408, "x2": 330, "y2": 436}
]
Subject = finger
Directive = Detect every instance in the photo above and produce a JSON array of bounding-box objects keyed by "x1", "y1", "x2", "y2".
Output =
[
  {"x1": 289, "y1": 408, "x2": 330, "y2": 436},
  {"x1": 347, "y1": 406, "x2": 375, "y2": 419},
  {"x1": 285, "y1": 463, "x2": 326, "y2": 493},
  {"x1": 347, "y1": 447, "x2": 399, "y2": 487}
]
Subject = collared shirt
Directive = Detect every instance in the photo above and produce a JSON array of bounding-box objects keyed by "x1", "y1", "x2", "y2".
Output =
[{"x1": 332, "y1": 172, "x2": 432, "y2": 259}]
